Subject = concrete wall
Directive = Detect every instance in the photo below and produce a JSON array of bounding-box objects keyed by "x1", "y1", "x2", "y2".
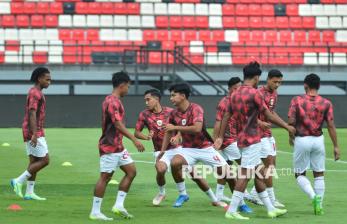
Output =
[{"x1": 1, "y1": 95, "x2": 347, "y2": 128}]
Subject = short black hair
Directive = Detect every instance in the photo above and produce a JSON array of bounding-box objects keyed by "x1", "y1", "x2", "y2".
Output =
[
  {"x1": 304, "y1": 73, "x2": 320, "y2": 90},
  {"x1": 144, "y1": 89, "x2": 162, "y2": 100},
  {"x1": 243, "y1": 61, "x2": 262, "y2": 80},
  {"x1": 268, "y1": 69, "x2": 283, "y2": 79},
  {"x1": 112, "y1": 71, "x2": 130, "y2": 88},
  {"x1": 228, "y1": 77, "x2": 241, "y2": 88},
  {"x1": 169, "y1": 83, "x2": 191, "y2": 99},
  {"x1": 30, "y1": 67, "x2": 50, "y2": 83}
]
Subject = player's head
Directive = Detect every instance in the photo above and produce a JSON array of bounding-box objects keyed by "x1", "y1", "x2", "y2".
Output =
[
  {"x1": 169, "y1": 83, "x2": 191, "y2": 107},
  {"x1": 243, "y1": 61, "x2": 262, "y2": 87},
  {"x1": 144, "y1": 89, "x2": 161, "y2": 110},
  {"x1": 30, "y1": 67, "x2": 51, "y2": 89},
  {"x1": 267, "y1": 69, "x2": 283, "y2": 91},
  {"x1": 304, "y1": 73, "x2": 320, "y2": 91},
  {"x1": 112, "y1": 71, "x2": 131, "y2": 97},
  {"x1": 228, "y1": 77, "x2": 241, "y2": 94}
]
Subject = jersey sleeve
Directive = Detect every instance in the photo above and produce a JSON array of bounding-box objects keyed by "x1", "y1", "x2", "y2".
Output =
[
  {"x1": 215, "y1": 99, "x2": 227, "y2": 121},
  {"x1": 109, "y1": 100, "x2": 122, "y2": 123},
  {"x1": 254, "y1": 90, "x2": 268, "y2": 113},
  {"x1": 192, "y1": 105, "x2": 204, "y2": 123},
  {"x1": 28, "y1": 90, "x2": 41, "y2": 111},
  {"x1": 135, "y1": 111, "x2": 146, "y2": 131},
  {"x1": 288, "y1": 97, "x2": 297, "y2": 120},
  {"x1": 325, "y1": 101, "x2": 334, "y2": 121}
]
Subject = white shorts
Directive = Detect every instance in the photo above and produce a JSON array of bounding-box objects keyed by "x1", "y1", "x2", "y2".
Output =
[
  {"x1": 178, "y1": 146, "x2": 228, "y2": 167},
  {"x1": 219, "y1": 142, "x2": 241, "y2": 161},
  {"x1": 154, "y1": 147, "x2": 182, "y2": 169},
  {"x1": 25, "y1": 137, "x2": 48, "y2": 158},
  {"x1": 293, "y1": 135, "x2": 325, "y2": 173},
  {"x1": 240, "y1": 142, "x2": 262, "y2": 169},
  {"x1": 260, "y1": 137, "x2": 277, "y2": 158},
  {"x1": 100, "y1": 149, "x2": 134, "y2": 173}
]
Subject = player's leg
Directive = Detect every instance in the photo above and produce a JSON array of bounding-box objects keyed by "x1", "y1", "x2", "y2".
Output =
[
  {"x1": 153, "y1": 160, "x2": 168, "y2": 205},
  {"x1": 90, "y1": 153, "x2": 116, "y2": 221},
  {"x1": 171, "y1": 153, "x2": 190, "y2": 207},
  {"x1": 112, "y1": 150, "x2": 136, "y2": 219}
]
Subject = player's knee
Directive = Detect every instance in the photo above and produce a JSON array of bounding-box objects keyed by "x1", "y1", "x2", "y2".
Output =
[
  {"x1": 170, "y1": 157, "x2": 182, "y2": 169},
  {"x1": 43, "y1": 156, "x2": 50, "y2": 166},
  {"x1": 155, "y1": 163, "x2": 167, "y2": 174},
  {"x1": 127, "y1": 169, "x2": 137, "y2": 179}
]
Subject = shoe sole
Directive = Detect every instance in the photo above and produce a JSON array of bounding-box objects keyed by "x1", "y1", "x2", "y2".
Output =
[
  {"x1": 112, "y1": 210, "x2": 133, "y2": 219},
  {"x1": 10, "y1": 180, "x2": 23, "y2": 198}
]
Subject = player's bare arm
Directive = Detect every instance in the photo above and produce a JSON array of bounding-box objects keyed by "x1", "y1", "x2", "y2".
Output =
[
  {"x1": 264, "y1": 109, "x2": 296, "y2": 137},
  {"x1": 214, "y1": 112, "x2": 231, "y2": 149},
  {"x1": 115, "y1": 120, "x2": 145, "y2": 152},
  {"x1": 134, "y1": 129, "x2": 153, "y2": 141},
  {"x1": 288, "y1": 117, "x2": 296, "y2": 146},
  {"x1": 164, "y1": 122, "x2": 202, "y2": 134},
  {"x1": 29, "y1": 109, "x2": 38, "y2": 147},
  {"x1": 170, "y1": 131, "x2": 182, "y2": 146},
  {"x1": 327, "y1": 119, "x2": 340, "y2": 161}
]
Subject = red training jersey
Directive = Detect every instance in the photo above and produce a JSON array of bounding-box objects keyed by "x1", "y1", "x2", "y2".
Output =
[{"x1": 258, "y1": 86, "x2": 278, "y2": 138}]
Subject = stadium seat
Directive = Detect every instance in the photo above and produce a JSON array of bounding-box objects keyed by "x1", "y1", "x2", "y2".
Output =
[
  {"x1": 209, "y1": 16, "x2": 223, "y2": 29},
  {"x1": 249, "y1": 4, "x2": 261, "y2": 16},
  {"x1": 235, "y1": 4, "x2": 248, "y2": 16},
  {"x1": 196, "y1": 16, "x2": 209, "y2": 28},
  {"x1": 33, "y1": 51, "x2": 48, "y2": 64},
  {"x1": 182, "y1": 4, "x2": 195, "y2": 15},
  {"x1": 235, "y1": 17, "x2": 249, "y2": 28},
  {"x1": 302, "y1": 17, "x2": 315, "y2": 29},
  {"x1": 11, "y1": 2, "x2": 24, "y2": 15},
  {"x1": 276, "y1": 17, "x2": 289, "y2": 28},
  {"x1": 143, "y1": 30, "x2": 155, "y2": 41},
  {"x1": 287, "y1": 4, "x2": 298, "y2": 16},
  {"x1": 262, "y1": 4, "x2": 274, "y2": 16},
  {"x1": 263, "y1": 17, "x2": 276, "y2": 29},
  {"x1": 101, "y1": 3, "x2": 113, "y2": 15},
  {"x1": 223, "y1": 17, "x2": 235, "y2": 28},
  {"x1": 2, "y1": 15, "x2": 15, "y2": 28},
  {"x1": 24, "y1": 2, "x2": 36, "y2": 15},
  {"x1": 170, "y1": 16, "x2": 182, "y2": 28},
  {"x1": 199, "y1": 30, "x2": 211, "y2": 42},
  {"x1": 195, "y1": 4, "x2": 209, "y2": 16},
  {"x1": 289, "y1": 17, "x2": 302, "y2": 29},
  {"x1": 75, "y1": 2, "x2": 88, "y2": 14},
  {"x1": 222, "y1": 4, "x2": 234, "y2": 16},
  {"x1": 115, "y1": 3, "x2": 128, "y2": 15},
  {"x1": 171, "y1": 30, "x2": 183, "y2": 41},
  {"x1": 249, "y1": 17, "x2": 262, "y2": 28},
  {"x1": 155, "y1": 3, "x2": 168, "y2": 15},
  {"x1": 89, "y1": 3, "x2": 101, "y2": 15},
  {"x1": 50, "y1": 3, "x2": 63, "y2": 15},
  {"x1": 182, "y1": 16, "x2": 196, "y2": 28}
]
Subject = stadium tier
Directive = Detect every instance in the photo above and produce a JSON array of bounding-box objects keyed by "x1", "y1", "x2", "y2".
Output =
[{"x1": 0, "y1": 0, "x2": 347, "y2": 65}]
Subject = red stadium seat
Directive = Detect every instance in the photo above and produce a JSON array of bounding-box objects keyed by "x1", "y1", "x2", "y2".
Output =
[
  {"x1": 222, "y1": 4, "x2": 235, "y2": 16},
  {"x1": 212, "y1": 30, "x2": 224, "y2": 41},
  {"x1": 75, "y1": 2, "x2": 88, "y2": 14},
  {"x1": 16, "y1": 15, "x2": 30, "y2": 28},
  {"x1": 235, "y1": 4, "x2": 248, "y2": 16},
  {"x1": 24, "y1": 2, "x2": 36, "y2": 15},
  {"x1": 265, "y1": 30, "x2": 278, "y2": 42},
  {"x1": 72, "y1": 30, "x2": 85, "y2": 41},
  {"x1": 37, "y1": 2, "x2": 50, "y2": 14},
  {"x1": 184, "y1": 30, "x2": 198, "y2": 41},
  {"x1": 162, "y1": 41, "x2": 174, "y2": 50},
  {"x1": 2, "y1": 15, "x2": 15, "y2": 28},
  {"x1": 143, "y1": 30, "x2": 156, "y2": 41},
  {"x1": 280, "y1": 30, "x2": 292, "y2": 43},
  {"x1": 199, "y1": 30, "x2": 211, "y2": 42},
  {"x1": 31, "y1": 15, "x2": 44, "y2": 28},
  {"x1": 114, "y1": 3, "x2": 127, "y2": 15},
  {"x1": 308, "y1": 31, "x2": 321, "y2": 43},
  {"x1": 127, "y1": 3, "x2": 140, "y2": 15},
  {"x1": 252, "y1": 31, "x2": 264, "y2": 42},
  {"x1": 276, "y1": 17, "x2": 289, "y2": 28},
  {"x1": 156, "y1": 16, "x2": 169, "y2": 28},
  {"x1": 196, "y1": 16, "x2": 209, "y2": 29},
  {"x1": 249, "y1": 4, "x2": 261, "y2": 16},
  {"x1": 86, "y1": 29, "x2": 99, "y2": 41},
  {"x1": 286, "y1": 4, "x2": 298, "y2": 16},
  {"x1": 289, "y1": 17, "x2": 302, "y2": 29},
  {"x1": 149, "y1": 52, "x2": 162, "y2": 64},
  {"x1": 204, "y1": 41, "x2": 217, "y2": 52},
  {"x1": 171, "y1": 30, "x2": 183, "y2": 41},
  {"x1": 249, "y1": 17, "x2": 262, "y2": 28},
  {"x1": 33, "y1": 52, "x2": 48, "y2": 64},
  {"x1": 170, "y1": 16, "x2": 182, "y2": 28},
  {"x1": 45, "y1": 15, "x2": 58, "y2": 27},
  {"x1": 89, "y1": 3, "x2": 101, "y2": 15},
  {"x1": 302, "y1": 17, "x2": 315, "y2": 29},
  {"x1": 262, "y1": 4, "x2": 274, "y2": 16},
  {"x1": 5, "y1": 40, "x2": 20, "y2": 52},
  {"x1": 59, "y1": 29, "x2": 72, "y2": 41},
  {"x1": 239, "y1": 30, "x2": 251, "y2": 42},
  {"x1": 262, "y1": 17, "x2": 276, "y2": 28},
  {"x1": 63, "y1": 41, "x2": 77, "y2": 53},
  {"x1": 223, "y1": 17, "x2": 235, "y2": 28},
  {"x1": 294, "y1": 31, "x2": 307, "y2": 43},
  {"x1": 189, "y1": 54, "x2": 204, "y2": 64},
  {"x1": 11, "y1": 2, "x2": 24, "y2": 14},
  {"x1": 235, "y1": 17, "x2": 249, "y2": 28},
  {"x1": 50, "y1": 3, "x2": 63, "y2": 14},
  {"x1": 182, "y1": 17, "x2": 196, "y2": 29},
  {"x1": 157, "y1": 30, "x2": 169, "y2": 41},
  {"x1": 322, "y1": 31, "x2": 335, "y2": 43},
  {"x1": 101, "y1": 2, "x2": 114, "y2": 14}
]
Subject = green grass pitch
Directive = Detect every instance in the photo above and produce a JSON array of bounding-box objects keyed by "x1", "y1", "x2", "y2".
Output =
[{"x1": 0, "y1": 128, "x2": 346, "y2": 224}]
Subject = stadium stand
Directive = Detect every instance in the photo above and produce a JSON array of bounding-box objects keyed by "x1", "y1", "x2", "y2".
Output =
[{"x1": 0, "y1": 0, "x2": 346, "y2": 66}]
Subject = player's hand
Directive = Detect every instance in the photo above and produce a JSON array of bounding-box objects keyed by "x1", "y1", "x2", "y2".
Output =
[
  {"x1": 334, "y1": 146, "x2": 340, "y2": 161},
  {"x1": 287, "y1": 125, "x2": 296, "y2": 138},
  {"x1": 164, "y1": 124, "x2": 176, "y2": 132},
  {"x1": 258, "y1": 121, "x2": 271, "y2": 131},
  {"x1": 30, "y1": 135, "x2": 38, "y2": 148},
  {"x1": 213, "y1": 137, "x2": 223, "y2": 150},
  {"x1": 170, "y1": 135, "x2": 182, "y2": 146},
  {"x1": 156, "y1": 151, "x2": 165, "y2": 162},
  {"x1": 133, "y1": 139, "x2": 145, "y2": 152},
  {"x1": 289, "y1": 136, "x2": 294, "y2": 146},
  {"x1": 147, "y1": 130, "x2": 154, "y2": 140}
]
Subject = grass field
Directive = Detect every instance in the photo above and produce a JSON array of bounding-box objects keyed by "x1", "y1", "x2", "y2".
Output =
[{"x1": 0, "y1": 128, "x2": 346, "y2": 224}]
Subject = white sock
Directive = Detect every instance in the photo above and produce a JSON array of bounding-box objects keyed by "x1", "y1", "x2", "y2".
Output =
[
  {"x1": 258, "y1": 191, "x2": 276, "y2": 212},
  {"x1": 158, "y1": 185, "x2": 166, "y2": 195},
  {"x1": 239, "y1": 198, "x2": 246, "y2": 206},
  {"x1": 91, "y1": 197, "x2": 103, "y2": 214},
  {"x1": 114, "y1": 191, "x2": 127, "y2": 209},
  {"x1": 216, "y1": 184, "x2": 225, "y2": 199},
  {"x1": 250, "y1": 186, "x2": 257, "y2": 195},
  {"x1": 266, "y1": 187, "x2": 276, "y2": 204},
  {"x1": 227, "y1": 191, "x2": 243, "y2": 214},
  {"x1": 314, "y1": 176, "x2": 325, "y2": 202},
  {"x1": 297, "y1": 175, "x2": 315, "y2": 200},
  {"x1": 16, "y1": 170, "x2": 32, "y2": 184},
  {"x1": 176, "y1": 182, "x2": 187, "y2": 195},
  {"x1": 205, "y1": 188, "x2": 218, "y2": 202},
  {"x1": 26, "y1": 181, "x2": 35, "y2": 195}
]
